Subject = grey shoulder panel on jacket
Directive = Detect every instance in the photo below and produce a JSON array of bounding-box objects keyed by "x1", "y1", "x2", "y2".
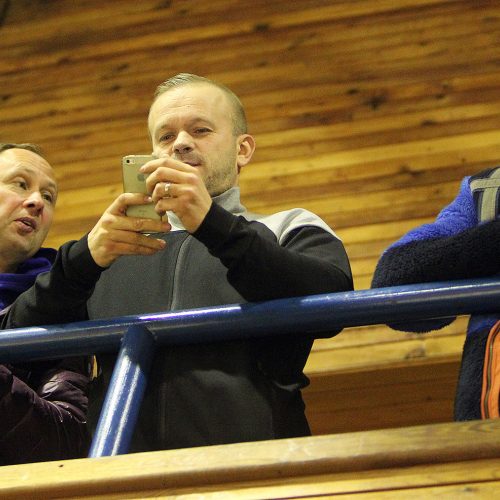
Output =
[{"x1": 242, "y1": 208, "x2": 340, "y2": 244}]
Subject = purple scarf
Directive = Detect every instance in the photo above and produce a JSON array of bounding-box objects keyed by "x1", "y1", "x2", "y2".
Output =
[{"x1": 0, "y1": 248, "x2": 56, "y2": 310}]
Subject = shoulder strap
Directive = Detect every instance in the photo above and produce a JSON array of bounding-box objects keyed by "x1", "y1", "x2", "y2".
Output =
[{"x1": 469, "y1": 167, "x2": 500, "y2": 222}]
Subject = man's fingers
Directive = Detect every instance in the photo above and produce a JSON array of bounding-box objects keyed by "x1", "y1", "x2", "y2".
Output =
[
  {"x1": 103, "y1": 239, "x2": 166, "y2": 258},
  {"x1": 140, "y1": 156, "x2": 194, "y2": 175},
  {"x1": 107, "y1": 228, "x2": 167, "y2": 249},
  {"x1": 137, "y1": 157, "x2": 164, "y2": 174},
  {"x1": 124, "y1": 216, "x2": 171, "y2": 234},
  {"x1": 141, "y1": 157, "x2": 200, "y2": 194},
  {"x1": 100, "y1": 192, "x2": 170, "y2": 232},
  {"x1": 107, "y1": 192, "x2": 153, "y2": 215},
  {"x1": 89, "y1": 226, "x2": 167, "y2": 267},
  {"x1": 152, "y1": 180, "x2": 178, "y2": 202},
  {"x1": 144, "y1": 168, "x2": 187, "y2": 194}
]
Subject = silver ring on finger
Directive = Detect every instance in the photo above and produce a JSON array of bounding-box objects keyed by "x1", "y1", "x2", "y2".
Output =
[{"x1": 164, "y1": 182, "x2": 172, "y2": 198}]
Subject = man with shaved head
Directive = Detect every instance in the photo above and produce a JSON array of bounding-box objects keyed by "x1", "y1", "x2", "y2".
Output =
[{"x1": 3, "y1": 74, "x2": 354, "y2": 453}]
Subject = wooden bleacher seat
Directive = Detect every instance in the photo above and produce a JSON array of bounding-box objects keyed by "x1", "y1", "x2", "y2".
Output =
[{"x1": 1, "y1": 418, "x2": 500, "y2": 498}]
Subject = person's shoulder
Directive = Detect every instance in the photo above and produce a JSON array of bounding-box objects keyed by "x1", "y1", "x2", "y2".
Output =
[
  {"x1": 469, "y1": 165, "x2": 500, "y2": 182},
  {"x1": 248, "y1": 208, "x2": 339, "y2": 240}
]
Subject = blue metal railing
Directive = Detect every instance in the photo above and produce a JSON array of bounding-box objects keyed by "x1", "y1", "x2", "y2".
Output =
[{"x1": 0, "y1": 278, "x2": 499, "y2": 457}]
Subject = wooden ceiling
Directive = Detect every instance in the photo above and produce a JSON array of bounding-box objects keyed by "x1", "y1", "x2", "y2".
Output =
[{"x1": 1, "y1": 0, "x2": 498, "y2": 434}]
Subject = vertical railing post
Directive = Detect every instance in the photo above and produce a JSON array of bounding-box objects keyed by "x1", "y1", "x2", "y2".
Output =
[{"x1": 88, "y1": 324, "x2": 155, "y2": 457}]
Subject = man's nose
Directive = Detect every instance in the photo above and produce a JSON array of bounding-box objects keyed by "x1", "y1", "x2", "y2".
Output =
[
  {"x1": 23, "y1": 191, "x2": 44, "y2": 214},
  {"x1": 173, "y1": 131, "x2": 194, "y2": 155}
]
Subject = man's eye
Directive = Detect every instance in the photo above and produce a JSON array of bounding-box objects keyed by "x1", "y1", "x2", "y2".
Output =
[
  {"x1": 159, "y1": 134, "x2": 174, "y2": 142},
  {"x1": 195, "y1": 128, "x2": 210, "y2": 134},
  {"x1": 14, "y1": 179, "x2": 28, "y2": 190},
  {"x1": 42, "y1": 192, "x2": 55, "y2": 204}
]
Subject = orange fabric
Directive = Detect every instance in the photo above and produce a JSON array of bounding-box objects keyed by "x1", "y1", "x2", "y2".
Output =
[{"x1": 481, "y1": 321, "x2": 500, "y2": 419}]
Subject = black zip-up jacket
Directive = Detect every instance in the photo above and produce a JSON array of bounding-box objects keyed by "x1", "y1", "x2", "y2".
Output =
[
  {"x1": 3, "y1": 188, "x2": 353, "y2": 451},
  {"x1": 0, "y1": 249, "x2": 90, "y2": 465}
]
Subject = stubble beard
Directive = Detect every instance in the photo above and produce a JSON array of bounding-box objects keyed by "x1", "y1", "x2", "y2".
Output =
[{"x1": 204, "y1": 151, "x2": 239, "y2": 197}]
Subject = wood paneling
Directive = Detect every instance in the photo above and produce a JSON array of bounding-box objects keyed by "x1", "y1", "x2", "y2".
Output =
[{"x1": 1, "y1": 0, "x2": 497, "y2": 433}]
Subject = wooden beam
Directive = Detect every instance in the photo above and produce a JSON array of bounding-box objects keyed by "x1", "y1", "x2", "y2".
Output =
[{"x1": 1, "y1": 419, "x2": 500, "y2": 498}]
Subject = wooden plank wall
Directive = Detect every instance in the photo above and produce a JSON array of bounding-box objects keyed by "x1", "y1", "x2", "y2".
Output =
[{"x1": 1, "y1": 0, "x2": 499, "y2": 434}]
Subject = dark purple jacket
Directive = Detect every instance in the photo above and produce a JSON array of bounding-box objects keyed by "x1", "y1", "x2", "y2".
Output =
[{"x1": 0, "y1": 249, "x2": 90, "y2": 465}]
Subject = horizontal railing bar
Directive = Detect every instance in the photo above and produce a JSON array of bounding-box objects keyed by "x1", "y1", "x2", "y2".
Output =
[{"x1": 1, "y1": 278, "x2": 499, "y2": 364}]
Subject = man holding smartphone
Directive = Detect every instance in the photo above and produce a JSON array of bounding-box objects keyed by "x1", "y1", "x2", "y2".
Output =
[{"x1": 6, "y1": 74, "x2": 353, "y2": 452}]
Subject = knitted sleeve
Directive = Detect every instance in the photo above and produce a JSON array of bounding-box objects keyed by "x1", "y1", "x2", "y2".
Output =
[{"x1": 372, "y1": 176, "x2": 500, "y2": 332}]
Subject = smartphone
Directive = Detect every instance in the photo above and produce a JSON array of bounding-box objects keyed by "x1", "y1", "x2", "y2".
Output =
[{"x1": 122, "y1": 154, "x2": 161, "y2": 220}]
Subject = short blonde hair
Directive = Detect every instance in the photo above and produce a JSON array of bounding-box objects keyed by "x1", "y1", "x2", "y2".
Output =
[
  {"x1": 0, "y1": 142, "x2": 45, "y2": 159},
  {"x1": 152, "y1": 73, "x2": 248, "y2": 136}
]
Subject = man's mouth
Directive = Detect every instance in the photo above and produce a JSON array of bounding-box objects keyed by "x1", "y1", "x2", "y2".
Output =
[
  {"x1": 175, "y1": 155, "x2": 202, "y2": 167},
  {"x1": 15, "y1": 217, "x2": 37, "y2": 231}
]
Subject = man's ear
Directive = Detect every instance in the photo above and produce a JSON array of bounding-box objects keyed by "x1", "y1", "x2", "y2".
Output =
[{"x1": 236, "y1": 134, "x2": 256, "y2": 173}]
